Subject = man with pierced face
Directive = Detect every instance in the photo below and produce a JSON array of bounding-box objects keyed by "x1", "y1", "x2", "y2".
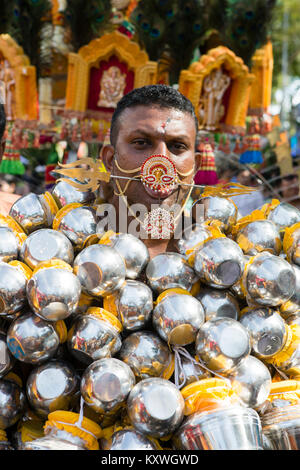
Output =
[{"x1": 101, "y1": 85, "x2": 201, "y2": 259}]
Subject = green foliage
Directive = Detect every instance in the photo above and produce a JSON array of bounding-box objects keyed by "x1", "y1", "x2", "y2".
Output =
[
  {"x1": 270, "y1": 0, "x2": 300, "y2": 90},
  {"x1": 64, "y1": 0, "x2": 112, "y2": 52}
]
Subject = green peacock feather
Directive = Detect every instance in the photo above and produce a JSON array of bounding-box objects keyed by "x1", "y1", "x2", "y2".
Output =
[
  {"x1": 64, "y1": 0, "x2": 112, "y2": 52},
  {"x1": 8, "y1": 1, "x2": 53, "y2": 78}
]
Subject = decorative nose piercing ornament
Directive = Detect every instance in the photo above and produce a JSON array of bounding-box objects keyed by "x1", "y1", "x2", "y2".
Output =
[{"x1": 140, "y1": 155, "x2": 178, "y2": 195}]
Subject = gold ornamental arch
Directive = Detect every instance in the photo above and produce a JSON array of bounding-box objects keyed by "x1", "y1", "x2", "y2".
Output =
[
  {"x1": 0, "y1": 34, "x2": 38, "y2": 121},
  {"x1": 65, "y1": 31, "x2": 158, "y2": 113},
  {"x1": 179, "y1": 46, "x2": 255, "y2": 133}
]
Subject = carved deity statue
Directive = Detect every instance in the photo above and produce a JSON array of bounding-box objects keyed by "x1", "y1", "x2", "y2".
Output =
[
  {"x1": 97, "y1": 66, "x2": 126, "y2": 109},
  {"x1": 198, "y1": 67, "x2": 231, "y2": 131},
  {"x1": 0, "y1": 58, "x2": 16, "y2": 120}
]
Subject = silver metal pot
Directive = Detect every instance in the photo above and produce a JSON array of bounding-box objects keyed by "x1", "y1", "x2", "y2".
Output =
[
  {"x1": 115, "y1": 280, "x2": 153, "y2": 332},
  {"x1": 239, "y1": 307, "x2": 287, "y2": 358},
  {"x1": 195, "y1": 286, "x2": 240, "y2": 321},
  {"x1": 193, "y1": 237, "x2": 245, "y2": 289},
  {"x1": 51, "y1": 180, "x2": 95, "y2": 209},
  {"x1": 146, "y1": 253, "x2": 197, "y2": 293},
  {"x1": 195, "y1": 318, "x2": 251, "y2": 375},
  {"x1": 109, "y1": 233, "x2": 150, "y2": 279},
  {"x1": 20, "y1": 229, "x2": 74, "y2": 269},
  {"x1": 0, "y1": 262, "x2": 29, "y2": 317},
  {"x1": 235, "y1": 219, "x2": 281, "y2": 256},
  {"x1": 152, "y1": 293, "x2": 205, "y2": 346},
  {"x1": 55, "y1": 205, "x2": 99, "y2": 250},
  {"x1": 127, "y1": 377, "x2": 185, "y2": 438},
  {"x1": 174, "y1": 405, "x2": 263, "y2": 450},
  {"x1": 6, "y1": 312, "x2": 62, "y2": 364},
  {"x1": 243, "y1": 252, "x2": 296, "y2": 307},
  {"x1": 119, "y1": 330, "x2": 173, "y2": 380},
  {"x1": 26, "y1": 360, "x2": 80, "y2": 418},
  {"x1": 73, "y1": 244, "x2": 126, "y2": 297},
  {"x1": 81, "y1": 357, "x2": 136, "y2": 415},
  {"x1": 195, "y1": 196, "x2": 237, "y2": 233},
  {"x1": 0, "y1": 227, "x2": 21, "y2": 262},
  {"x1": 0, "y1": 378, "x2": 26, "y2": 429},
  {"x1": 67, "y1": 310, "x2": 122, "y2": 364},
  {"x1": 27, "y1": 266, "x2": 82, "y2": 321},
  {"x1": 227, "y1": 355, "x2": 272, "y2": 408}
]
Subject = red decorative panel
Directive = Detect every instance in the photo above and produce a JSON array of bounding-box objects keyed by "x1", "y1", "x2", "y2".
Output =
[{"x1": 87, "y1": 55, "x2": 134, "y2": 112}]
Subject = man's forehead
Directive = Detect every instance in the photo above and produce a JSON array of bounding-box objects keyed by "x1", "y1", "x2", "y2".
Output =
[{"x1": 118, "y1": 104, "x2": 196, "y2": 131}]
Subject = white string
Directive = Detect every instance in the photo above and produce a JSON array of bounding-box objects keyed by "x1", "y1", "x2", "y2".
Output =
[
  {"x1": 173, "y1": 346, "x2": 233, "y2": 389},
  {"x1": 52, "y1": 396, "x2": 99, "y2": 441}
]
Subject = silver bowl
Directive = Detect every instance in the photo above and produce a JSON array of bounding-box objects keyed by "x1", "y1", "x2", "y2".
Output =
[
  {"x1": 146, "y1": 252, "x2": 197, "y2": 293},
  {"x1": 9, "y1": 192, "x2": 57, "y2": 234},
  {"x1": 0, "y1": 330, "x2": 15, "y2": 377},
  {"x1": 193, "y1": 237, "x2": 245, "y2": 289},
  {"x1": 26, "y1": 360, "x2": 80, "y2": 418},
  {"x1": 20, "y1": 229, "x2": 74, "y2": 269},
  {"x1": 262, "y1": 404, "x2": 300, "y2": 450},
  {"x1": 0, "y1": 227, "x2": 21, "y2": 262},
  {"x1": 227, "y1": 355, "x2": 272, "y2": 408},
  {"x1": 27, "y1": 266, "x2": 82, "y2": 321},
  {"x1": 195, "y1": 196, "x2": 237, "y2": 233},
  {"x1": 0, "y1": 262, "x2": 29, "y2": 317},
  {"x1": 280, "y1": 264, "x2": 300, "y2": 316},
  {"x1": 81, "y1": 357, "x2": 136, "y2": 415},
  {"x1": 119, "y1": 331, "x2": 173, "y2": 380},
  {"x1": 195, "y1": 317, "x2": 251, "y2": 375},
  {"x1": 0, "y1": 378, "x2": 26, "y2": 429},
  {"x1": 105, "y1": 429, "x2": 158, "y2": 450},
  {"x1": 55, "y1": 205, "x2": 99, "y2": 250},
  {"x1": 152, "y1": 293, "x2": 205, "y2": 346},
  {"x1": 51, "y1": 180, "x2": 95, "y2": 208},
  {"x1": 195, "y1": 286, "x2": 240, "y2": 321},
  {"x1": 6, "y1": 312, "x2": 62, "y2": 364},
  {"x1": 239, "y1": 307, "x2": 287, "y2": 358},
  {"x1": 174, "y1": 405, "x2": 263, "y2": 450},
  {"x1": 176, "y1": 223, "x2": 214, "y2": 260},
  {"x1": 235, "y1": 219, "x2": 282, "y2": 256},
  {"x1": 109, "y1": 233, "x2": 150, "y2": 279},
  {"x1": 21, "y1": 436, "x2": 85, "y2": 450},
  {"x1": 73, "y1": 244, "x2": 126, "y2": 297},
  {"x1": 243, "y1": 252, "x2": 296, "y2": 306},
  {"x1": 67, "y1": 311, "x2": 122, "y2": 364},
  {"x1": 115, "y1": 280, "x2": 153, "y2": 332},
  {"x1": 127, "y1": 377, "x2": 185, "y2": 438},
  {"x1": 267, "y1": 202, "x2": 300, "y2": 236}
]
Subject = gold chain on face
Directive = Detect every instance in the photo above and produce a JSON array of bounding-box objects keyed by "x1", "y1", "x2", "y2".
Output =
[
  {"x1": 114, "y1": 178, "x2": 193, "y2": 228},
  {"x1": 114, "y1": 155, "x2": 195, "y2": 179}
]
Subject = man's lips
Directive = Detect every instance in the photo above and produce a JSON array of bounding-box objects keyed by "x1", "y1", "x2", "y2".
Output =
[{"x1": 143, "y1": 182, "x2": 177, "y2": 199}]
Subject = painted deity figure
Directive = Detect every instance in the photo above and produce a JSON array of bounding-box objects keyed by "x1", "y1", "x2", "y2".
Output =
[
  {"x1": 97, "y1": 66, "x2": 126, "y2": 109},
  {"x1": 198, "y1": 67, "x2": 231, "y2": 131}
]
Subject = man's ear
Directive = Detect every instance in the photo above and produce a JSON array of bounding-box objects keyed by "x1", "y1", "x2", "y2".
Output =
[
  {"x1": 101, "y1": 144, "x2": 115, "y2": 172},
  {"x1": 0, "y1": 138, "x2": 6, "y2": 163}
]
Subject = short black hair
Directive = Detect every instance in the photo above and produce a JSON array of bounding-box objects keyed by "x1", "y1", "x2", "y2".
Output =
[
  {"x1": 110, "y1": 84, "x2": 198, "y2": 146},
  {"x1": 0, "y1": 104, "x2": 6, "y2": 141}
]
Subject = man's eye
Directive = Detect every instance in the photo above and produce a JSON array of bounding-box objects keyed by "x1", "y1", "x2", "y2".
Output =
[
  {"x1": 132, "y1": 139, "x2": 149, "y2": 146},
  {"x1": 170, "y1": 142, "x2": 187, "y2": 150}
]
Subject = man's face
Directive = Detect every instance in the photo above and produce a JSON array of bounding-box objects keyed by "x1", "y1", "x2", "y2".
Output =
[{"x1": 105, "y1": 105, "x2": 199, "y2": 211}]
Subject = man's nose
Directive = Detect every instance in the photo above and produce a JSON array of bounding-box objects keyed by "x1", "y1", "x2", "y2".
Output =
[{"x1": 153, "y1": 141, "x2": 171, "y2": 158}]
